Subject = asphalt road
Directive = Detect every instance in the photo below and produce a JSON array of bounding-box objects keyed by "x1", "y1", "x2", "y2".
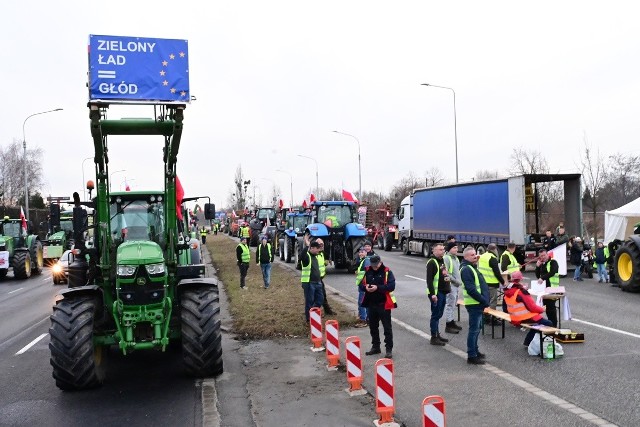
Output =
[
  {"x1": 310, "y1": 247, "x2": 640, "y2": 427},
  {"x1": 0, "y1": 269, "x2": 200, "y2": 427}
]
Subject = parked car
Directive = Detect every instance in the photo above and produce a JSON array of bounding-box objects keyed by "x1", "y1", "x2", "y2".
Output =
[{"x1": 52, "y1": 249, "x2": 73, "y2": 285}]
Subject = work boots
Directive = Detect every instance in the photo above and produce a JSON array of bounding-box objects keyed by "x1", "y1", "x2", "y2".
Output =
[
  {"x1": 365, "y1": 347, "x2": 381, "y2": 356},
  {"x1": 437, "y1": 333, "x2": 449, "y2": 343},
  {"x1": 430, "y1": 336, "x2": 445, "y2": 346},
  {"x1": 445, "y1": 321, "x2": 461, "y2": 334}
]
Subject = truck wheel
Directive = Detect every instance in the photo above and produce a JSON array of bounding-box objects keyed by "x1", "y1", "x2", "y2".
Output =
[
  {"x1": 30, "y1": 239, "x2": 44, "y2": 275},
  {"x1": 402, "y1": 239, "x2": 411, "y2": 255},
  {"x1": 422, "y1": 242, "x2": 430, "y2": 257},
  {"x1": 12, "y1": 251, "x2": 32, "y2": 279},
  {"x1": 181, "y1": 286, "x2": 223, "y2": 376},
  {"x1": 384, "y1": 233, "x2": 393, "y2": 252},
  {"x1": 49, "y1": 297, "x2": 106, "y2": 390},
  {"x1": 614, "y1": 242, "x2": 640, "y2": 292}
]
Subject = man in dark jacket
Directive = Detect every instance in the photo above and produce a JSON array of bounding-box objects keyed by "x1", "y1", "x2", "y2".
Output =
[
  {"x1": 570, "y1": 237, "x2": 584, "y2": 281},
  {"x1": 460, "y1": 246, "x2": 490, "y2": 365},
  {"x1": 359, "y1": 255, "x2": 396, "y2": 359},
  {"x1": 236, "y1": 236, "x2": 250, "y2": 289},
  {"x1": 427, "y1": 243, "x2": 451, "y2": 346}
]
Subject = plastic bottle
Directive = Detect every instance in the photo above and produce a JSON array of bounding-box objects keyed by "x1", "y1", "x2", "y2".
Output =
[{"x1": 545, "y1": 340, "x2": 554, "y2": 359}]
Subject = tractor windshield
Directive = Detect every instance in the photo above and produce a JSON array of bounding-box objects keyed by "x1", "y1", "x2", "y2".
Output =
[
  {"x1": 110, "y1": 200, "x2": 165, "y2": 245},
  {"x1": 257, "y1": 208, "x2": 276, "y2": 220},
  {"x1": 59, "y1": 219, "x2": 73, "y2": 233},
  {"x1": 288, "y1": 215, "x2": 310, "y2": 231},
  {"x1": 317, "y1": 205, "x2": 354, "y2": 228},
  {"x1": 1, "y1": 222, "x2": 22, "y2": 238}
]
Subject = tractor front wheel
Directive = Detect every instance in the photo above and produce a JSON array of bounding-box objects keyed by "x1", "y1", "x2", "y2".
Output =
[
  {"x1": 49, "y1": 297, "x2": 106, "y2": 390},
  {"x1": 614, "y1": 242, "x2": 640, "y2": 292},
  {"x1": 30, "y1": 239, "x2": 44, "y2": 275},
  {"x1": 384, "y1": 233, "x2": 393, "y2": 252},
  {"x1": 181, "y1": 286, "x2": 223, "y2": 377},
  {"x1": 347, "y1": 237, "x2": 367, "y2": 273},
  {"x1": 12, "y1": 251, "x2": 31, "y2": 279}
]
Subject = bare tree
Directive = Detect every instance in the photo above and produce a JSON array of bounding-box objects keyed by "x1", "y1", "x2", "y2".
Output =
[
  {"x1": 227, "y1": 165, "x2": 251, "y2": 211},
  {"x1": 389, "y1": 172, "x2": 422, "y2": 208},
  {"x1": 509, "y1": 148, "x2": 549, "y2": 176},
  {"x1": 602, "y1": 153, "x2": 640, "y2": 208},
  {"x1": 425, "y1": 167, "x2": 445, "y2": 187},
  {"x1": 0, "y1": 139, "x2": 45, "y2": 206},
  {"x1": 474, "y1": 170, "x2": 499, "y2": 180},
  {"x1": 579, "y1": 136, "x2": 608, "y2": 241}
]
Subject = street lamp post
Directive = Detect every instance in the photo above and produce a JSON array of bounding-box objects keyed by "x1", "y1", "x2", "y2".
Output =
[
  {"x1": 22, "y1": 108, "x2": 63, "y2": 221},
  {"x1": 109, "y1": 169, "x2": 126, "y2": 191},
  {"x1": 82, "y1": 156, "x2": 93, "y2": 200},
  {"x1": 421, "y1": 83, "x2": 458, "y2": 183},
  {"x1": 332, "y1": 130, "x2": 361, "y2": 200},
  {"x1": 275, "y1": 169, "x2": 293, "y2": 208},
  {"x1": 297, "y1": 154, "x2": 319, "y2": 196}
]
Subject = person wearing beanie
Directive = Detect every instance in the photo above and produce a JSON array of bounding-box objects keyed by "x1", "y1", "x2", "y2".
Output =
[
  {"x1": 503, "y1": 270, "x2": 554, "y2": 347},
  {"x1": 426, "y1": 243, "x2": 451, "y2": 346},
  {"x1": 443, "y1": 242, "x2": 463, "y2": 334}
]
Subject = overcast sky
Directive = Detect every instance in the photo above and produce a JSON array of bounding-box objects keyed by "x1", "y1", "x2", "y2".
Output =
[{"x1": 2, "y1": 1, "x2": 639, "y2": 210}]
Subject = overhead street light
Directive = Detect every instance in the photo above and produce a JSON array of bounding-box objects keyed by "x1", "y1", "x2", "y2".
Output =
[
  {"x1": 275, "y1": 169, "x2": 293, "y2": 208},
  {"x1": 332, "y1": 130, "x2": 361, "y2": 200},
  {"x1": 297, "y1": 154, "x2": 319, "y2": 196},
  {"x1": 22, "y1": 108, "x2": 63, "y2": 222},
  {"x1": 421, "y1": 83, "x2": 459, "y2": 183},
  {"x1": 109, "y1": 169, "x2": 126, "y2": 191}
]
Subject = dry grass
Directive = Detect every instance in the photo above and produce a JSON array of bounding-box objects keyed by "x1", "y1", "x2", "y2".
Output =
[{"x1": 206, "y1": 233, "x2": 358, "y2": 339}]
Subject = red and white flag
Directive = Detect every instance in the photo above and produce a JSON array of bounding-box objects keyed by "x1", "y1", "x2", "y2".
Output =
[
  {"x1": 176, "y1": 176, "x2": 185, "y2": 221},
  {"x1": 278, "y1": 199, "x2": 284, "y2": 209},
  {"x1": 309, "y1": 193, "x2": 316, "y2": 203},
  {"x1": 342, "y1": 189, "x2": 358, "y2": 203},
  {"x1": 124, "y1": 178, "x2": 131, "y2": 191},
  {"x1": 302, "y1": 200, "x2": 308, "y2": 208},
  {"x1": 20, "y1": 206, "x2": 27, "y2": 234}
]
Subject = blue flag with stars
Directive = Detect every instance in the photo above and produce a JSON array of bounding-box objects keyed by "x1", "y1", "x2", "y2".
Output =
[{"x1": 88, "y1": 35, "x2": 190, "y2": 103}]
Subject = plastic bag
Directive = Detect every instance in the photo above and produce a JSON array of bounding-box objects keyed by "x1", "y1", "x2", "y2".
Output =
[{"x1": 528, "y1": 336, "x2": 563, "y2": 357}]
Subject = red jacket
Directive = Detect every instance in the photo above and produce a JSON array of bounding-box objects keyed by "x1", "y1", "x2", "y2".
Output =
[{"x1": 503, "y1": 284, "x2": 545, "y2": 325}]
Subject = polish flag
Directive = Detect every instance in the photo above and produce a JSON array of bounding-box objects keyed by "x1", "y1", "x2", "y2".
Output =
[
  {"x1": 20, "y1": 206, "x2": 28, "y2": 234},
  {"x1": 124, "y1": 178, "x2": 131, "y2": 191},
  {"x1": 278, "y1": 199, "x2": 284, "y2": 209},
  {"x1": 342, "y1": 189, "x2": 358, "y2": 203},
  {"x1": 309, "y1": 193, "x2": 316, "y2": 203},
  {"x1": 176, "y1": 176, "x2": 185, "y2": 221},
  {"x1": 302, "y1": 200, "x2": 308, "y2": 208}
]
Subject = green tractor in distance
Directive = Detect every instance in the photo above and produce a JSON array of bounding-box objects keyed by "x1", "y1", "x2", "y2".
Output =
[
  {"x1": 48, "y1": 101, "x2": 222, "y2": 390},
  {"x1": 43, "y1": 204, "x2": 74, "y2": 265},
  {"x1": 0, "y1": 217, "x2": 44, "y2": 279}
]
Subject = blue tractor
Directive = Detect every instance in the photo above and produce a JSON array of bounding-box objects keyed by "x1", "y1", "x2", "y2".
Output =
[
  {"x1": 299, "y1": 201, "x2": 368, "y2": 273},
  {"x1": 279, "y1": 211, "x2": 312, "y2": 264}
]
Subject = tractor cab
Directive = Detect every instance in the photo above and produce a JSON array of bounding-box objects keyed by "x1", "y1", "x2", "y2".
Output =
[
  {"x1": 109, "y1": 192, "x2": 166, "y2": 247},
  {"x1": 313, "y1": 202, "x2": 358, "y2": 229}
]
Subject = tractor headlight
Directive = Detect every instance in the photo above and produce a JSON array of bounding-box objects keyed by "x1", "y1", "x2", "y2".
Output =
[
  {"x1": 145, "y1": 263, "x2": 165, "y2": 275},
  {"x1": 52, "y1": 264, "x2": 63, "y2": 274},
  {"x1": 117, "y1": 265, "x2": 137, "y2": 277}
]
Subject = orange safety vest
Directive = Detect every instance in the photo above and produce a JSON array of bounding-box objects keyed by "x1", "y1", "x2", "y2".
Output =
[
  {"x1": 504, "y1": 289, "x2": 537, "y2": 323},
  {"x1": 362, "y1": 266, "x2": 397, "y2": 310}
]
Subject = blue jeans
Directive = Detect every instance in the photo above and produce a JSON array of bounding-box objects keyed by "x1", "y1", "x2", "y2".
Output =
[
  {"x1": 522, "y1": 318, "x2": 554, "y2": 346},
  {"x1": 260, "y1": 263, "x2": 272, "y2": 288},
  {"x1": 466, "y1": 305, "x2": 484, "y2": 358},
  {"x1": 573, "y1": 264, "x2": 582, "y2": 279},
  {"x1": 358, "y1": 290, "x2": 368, "y2": 321},
  {"x1": 302, "y1": 282, "x2": 324, "y2": 321},
  {"x1": 597, "y1": 263, "x2": 609, "y2": 281},
  {"x1": 429, "y1": 292, "x2": 447, "y2": 335}
]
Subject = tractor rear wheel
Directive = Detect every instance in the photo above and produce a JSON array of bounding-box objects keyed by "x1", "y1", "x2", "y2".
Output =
[
  {"x1": 385, "y1": 233, "x2": 394, "y2": 252},
  {"x1": 285, "y1": 237, "x2": 293, "y2": 263},
  {"x1": 49, "y1": 297, "x2": 106, "y2": 390},
  {"x1": 181, "y1": 286, "x2": 223, "y2": 376},
  {"x1": 348, "y1": 237, "x2": 367, "y2": 273},
  {"x1": 12, "y1": 251, "x2": 31, "y2": 279},
  {"x1": 30, "y1": 239, "x2": 44, "y2": 275},
  {"x1": 614, "y1": 242, "x2": 640, "y2": 292}
]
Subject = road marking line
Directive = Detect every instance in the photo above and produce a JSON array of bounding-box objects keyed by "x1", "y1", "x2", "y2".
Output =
[
  {"x1": 405, "y1": 275, "x2": 425, "y2": 282},
  {"x1": 8, "y1": 287, "x2": 24, "y2": 294},
  {"x1": 326, "y1": 283, "x2": 617, "y2": 426},
  {"x1": 572, "y1": 318, "x2": 640, "y2": 339},
  {"x1": 15, "y1": 333, "x2": 47, "y2": 355}
]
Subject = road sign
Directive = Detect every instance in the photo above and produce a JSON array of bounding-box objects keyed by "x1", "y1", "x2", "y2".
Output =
[{"x1": 88, "y1": 34, "x2": 190, "y2": 103}]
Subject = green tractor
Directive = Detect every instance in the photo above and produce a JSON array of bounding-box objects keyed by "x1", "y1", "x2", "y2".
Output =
[
  {"x1": 43, "y1": 204, "x2": 74, "y2": 264},
  {"x1": 48, "y1": 101, "x2": 222, "y2": 390},
  {"x1": 0, "y1": 218, "x2": 44, "y2": 280}
]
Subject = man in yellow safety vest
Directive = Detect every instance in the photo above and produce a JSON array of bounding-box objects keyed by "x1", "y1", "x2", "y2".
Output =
[{"x1": 236, "y1": 236, "x2": 250, "y2": 289}]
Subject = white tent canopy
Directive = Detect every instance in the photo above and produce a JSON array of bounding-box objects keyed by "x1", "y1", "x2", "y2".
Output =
[{"x1": 604, "y1": 197, "x2": 640, "y2": 242}]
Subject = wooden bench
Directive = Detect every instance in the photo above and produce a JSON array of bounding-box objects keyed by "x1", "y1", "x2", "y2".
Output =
[{"x1": 482, "y1": 308, "x2": 511, "y2": 339}]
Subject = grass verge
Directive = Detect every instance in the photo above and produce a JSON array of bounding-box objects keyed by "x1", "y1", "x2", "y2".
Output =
[{"x1": 206, "y1": 233, "x2": 358, "y2": 338}]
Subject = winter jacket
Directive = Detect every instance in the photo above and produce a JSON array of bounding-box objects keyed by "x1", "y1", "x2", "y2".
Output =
[
  {"x1": 570, "y1": 242, "x2": 583, "y2": 266},
  {"x1": 503, "y1": 284, "x2": 545, "y2": 325},
  {"x1": 594, "y1": 247, "x2": 607, "y2": 264},
  {"x1": 359, "y1": 263, "x2": 396, "y2": 309}
]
